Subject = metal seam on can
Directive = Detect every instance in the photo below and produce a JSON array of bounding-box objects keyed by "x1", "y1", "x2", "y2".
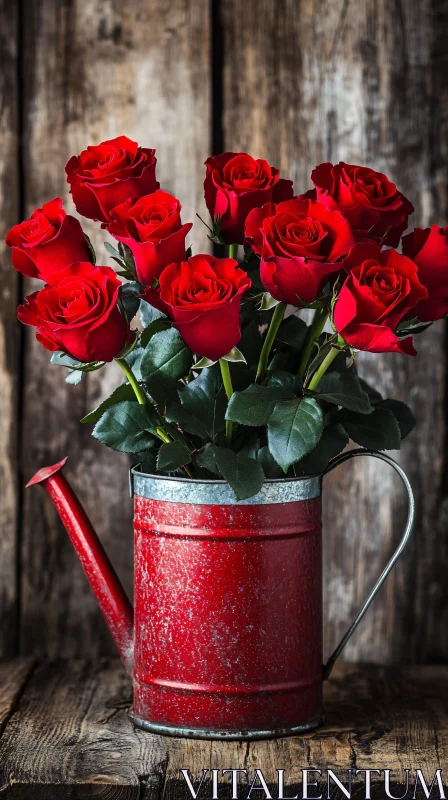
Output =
[
  {"x1": 131, "y1": 468, "x2": 321, "y2": 505},
  {"x1": 133, "y1": 675, "x2": 322, "y2": 694},
  {"x1": 133, "y1": 522, "x2": 322, "y2": 540}
]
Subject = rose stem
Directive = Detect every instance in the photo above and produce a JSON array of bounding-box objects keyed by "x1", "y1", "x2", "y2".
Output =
[
  {"x1": 255, "y1": 302, "x2": 287, "y2": 384},
  {"x1": 307, "y1": 336, "x2": 346, "y2": 391},
  {"x1": 229, "y1": 243, "x2": 239, "y2": 261},
  {"x1": 116, "y1": 358, "x2": 193, "y2": 478},
  {"x1": 155, "y1": 427, "x2": 171, "y2": 443},
  {"x1": 297, "y1": 306, "x2": 328, "y2": 378},
  {"x1": 115, "y1": 358, "x2": 147, "y2": 404},
  {"x1": 219, "y1": 358, "x2": 234, "y2": 443}
]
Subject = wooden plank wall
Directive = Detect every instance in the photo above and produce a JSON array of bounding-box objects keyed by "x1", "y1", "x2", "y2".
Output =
[
  {"x1": 0, "y1": 0, "x2": 447, "y2": 663},
  {"x1": 18, "y1": 0, "x2": 210, "y2": 659},
  {"x1": 220, "y1": 0, "x2": 448, "y2": 665}
]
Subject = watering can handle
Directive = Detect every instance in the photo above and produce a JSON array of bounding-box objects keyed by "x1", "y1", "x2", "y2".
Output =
[{"x1": 321, "y1": 447, "x2": 415, "y2": 680}]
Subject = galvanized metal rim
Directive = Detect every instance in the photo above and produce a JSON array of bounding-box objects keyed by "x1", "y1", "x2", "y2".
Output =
[
  {"x1": 129, "y1": 710, "x2": 323, "y2": 740},
  {"x1": 130, "y1": 465, "x2": 322, "y2": 505}
]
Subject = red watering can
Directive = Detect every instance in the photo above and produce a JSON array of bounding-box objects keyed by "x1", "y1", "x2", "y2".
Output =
[{"x1": 28, "y1": 448, "x2": 414, "y2": 739}]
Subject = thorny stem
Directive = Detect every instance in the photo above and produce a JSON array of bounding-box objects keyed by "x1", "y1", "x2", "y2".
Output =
[
  {"x1": 220, "y1": 358, "x2": 234, "y2": 443},
  {"x1": 297, "y1": 306, "x2": 328, "y2": 378},
  {"x1": 255, "y1": 302, "x2": 287, "y2": 383}
]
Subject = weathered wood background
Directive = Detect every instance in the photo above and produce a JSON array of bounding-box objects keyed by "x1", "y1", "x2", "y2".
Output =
[{"x1": 0, "y1": 0, "x2": 447, "y2": 663}]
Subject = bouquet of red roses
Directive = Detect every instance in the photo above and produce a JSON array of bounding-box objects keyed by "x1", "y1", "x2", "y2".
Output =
[{"x1": 7, "y1": 136, "x2": 447, "y2": 499}]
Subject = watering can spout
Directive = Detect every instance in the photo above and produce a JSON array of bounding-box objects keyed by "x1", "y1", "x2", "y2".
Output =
[{"x1": 27, "y1": 458, "x2": 134, "y2": 674}]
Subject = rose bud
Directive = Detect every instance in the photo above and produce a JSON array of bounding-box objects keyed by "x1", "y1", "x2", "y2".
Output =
[
  {"x1": 157, "y1": 254, "x2": 251, "y2": 361},
  {"x1": 204, "y1": 152, "x2": 293, "y2": 245},
  {"x1": 5, "y1": 198, "x2": 91, "y2": 282},
  {"x1": 18, "y1": 262, "x2": 130, "y2": 363},
  {"x1": 108, "y1": 190, "x2": 192, "y2": 287},
  {"x1": 402, "y1": 225, "x2": 448, "y2": 322},
  {"x1": 245, "y1": 197, "x2": 354, "y2": 306},
  {"x1": 311, "y1": 162, "x2": 414, "y2": 247},
  {"x1": 65, "y1": 136, "x2": 159, "y2": 224},
  {"x1": 333, "y1": 242, "x2": 427, "y2": 356}
]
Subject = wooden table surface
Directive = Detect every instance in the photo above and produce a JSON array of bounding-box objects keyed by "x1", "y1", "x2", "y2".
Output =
[{"x1": 0, "y1": 659, "x2": 447, "y2": 799}]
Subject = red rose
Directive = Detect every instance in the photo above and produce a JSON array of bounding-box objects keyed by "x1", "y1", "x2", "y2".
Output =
[
  {"x1": 108, "y1": 190, "x2": 192, "y2": 287},
  {"x1": 204, "y1": 152, "x2": 293, "y2": 244},
  {"x1": 311, "y1": 162, "x2": 413, "y2": 247},
  {"x1": 245, "y1": 197, "x2": 354, "y2": 306},
  {"x1": 65, "y1": 136, "x2": 158, "y2": 224},
  {"x1": 157, "y1": 254, "x2": 251, "y2": 361},
  {"x1": 402, "y1": 225, "x2": 448, "y2": 322},
  {"x1": 17, "y1": 262, "x2": 129, "y2": 363},
  {"x1": 5, "y1": 198, "x2": 90, "y2": 282},
  {"x1": 333, "y1": 242, "x2": 427, "y2": 355}
]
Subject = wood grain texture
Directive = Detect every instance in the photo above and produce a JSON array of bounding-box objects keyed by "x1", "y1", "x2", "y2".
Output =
[
  {"x1": 19, "y1": 0, "x2": 211, "y2": 658},
  {"x1": 0, "y1": 0, "x2": 20, "y2": 658},
  {"x1": 0, "y1": 659, "x2": 35, "y2": 738},
  {"x1": 220, "y1": 0, "x2": 448, "y2": 663},
  {"x1": 0, "y1": 659, "x2": 447, "y2": 798}
]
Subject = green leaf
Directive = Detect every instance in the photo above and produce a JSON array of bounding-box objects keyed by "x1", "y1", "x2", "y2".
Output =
[
  {"x1": 65, "y1": 370, "x2": 83, "y2": 385},
  {"x1": 257, "y1": 446, "x2": 283, "y2": 478},
  {"x1": 141, "y1": 328, "x2": 193, "y2": 382},
  {"x1": 133, "y1": 450, "x2": 158, "y2": 474},
  {"x1": 124, "y1": 346, "x2": 144, "y2": 381},
  {"x1": 194, "y1": 356, "x2": 216, "y2": 369},
  {"x1": 140, "y1": 301, "x2": 167, "y2": 327},
  {"x1": 358, "y1": 378, "x2": 383, "y2": 405},
  {"x1": 165, "y1": 402, "x2": 209, "y2": 439},
  {"x1": 119, "y1": 282, "x2": 141, "y2": 323},
  {"x1": 267, "y1": 370, "x2": 303, "y2": 394},
  {"x1": 237, "y1": 438, "x2": 283, "y2": 478},
  {"x1": 258, "y1": 292, "x2": 280, "y2": 311},
  {"x1": 157, "y1": 441, "x2": 192, "y2": 472},
  {"x1": 50, "y1": 352, "x2": 104, "y2": 372},
  {"x1": 105, "y1": 241, "x2": 136, "y2": 275},
  {"x1": 267, "y1": 397, "x2": 324, "y2": 472},
  {"x1": 226, "y1": 384, "x2": 295, "y2": 427},
  {"x1": 377, "y1": 399, "x2": 416, "y2": 439},
  {"x1": 396, "y1": 316, "x2": 433, "y2": 337},
  {"x1": 84, "y1": 233, "x2": 96, "y2": 265},
  {"x1": 336, "y1": 407, "x2": 401, "y2": 450},
  {"x1": 81, "y1": 383, "x2": 137, "y2": 424},
  {"x1": 221, "y1": 346, "x2": 247, "y2": 364},
  {"x1": 299, "y1": 423, "x2": 349, "y2": 475},
  {"x1": 141, "y1": 317, "x2": 171, "y2": 348},
  {"x1": 238, "y1": 320, "x2": 263, "y2": 366},
  {"x1": 276, "y1": 315, "x2": 308, "y2": 352},
  {"x1": 196, "y1": 444, "x2": 265, "y2": 501},
  {"x1": 92, "y1": 401, "x2": 159, "y2": 452},
  {"x1": 208, "y1": 214, "x2": 225, "y2": 245},
  {"x1": 178, "y1": 366, "x2": 227, "y2": 440},
  {"x1": 118, "y1": 242, "x2": 134, "y2": 263},
  {"x1": 267, "y1": 350, "x2": 298, "y2": 374},
  {"x1": 146, "y1": 374, "x2": 179, "y2": 412},
  {"x1": 312, "y1": 365, "x2": 373, "y2": 414},
  {"x1": 104, "y1": 241, "x2": 121, "y2": 259}
]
